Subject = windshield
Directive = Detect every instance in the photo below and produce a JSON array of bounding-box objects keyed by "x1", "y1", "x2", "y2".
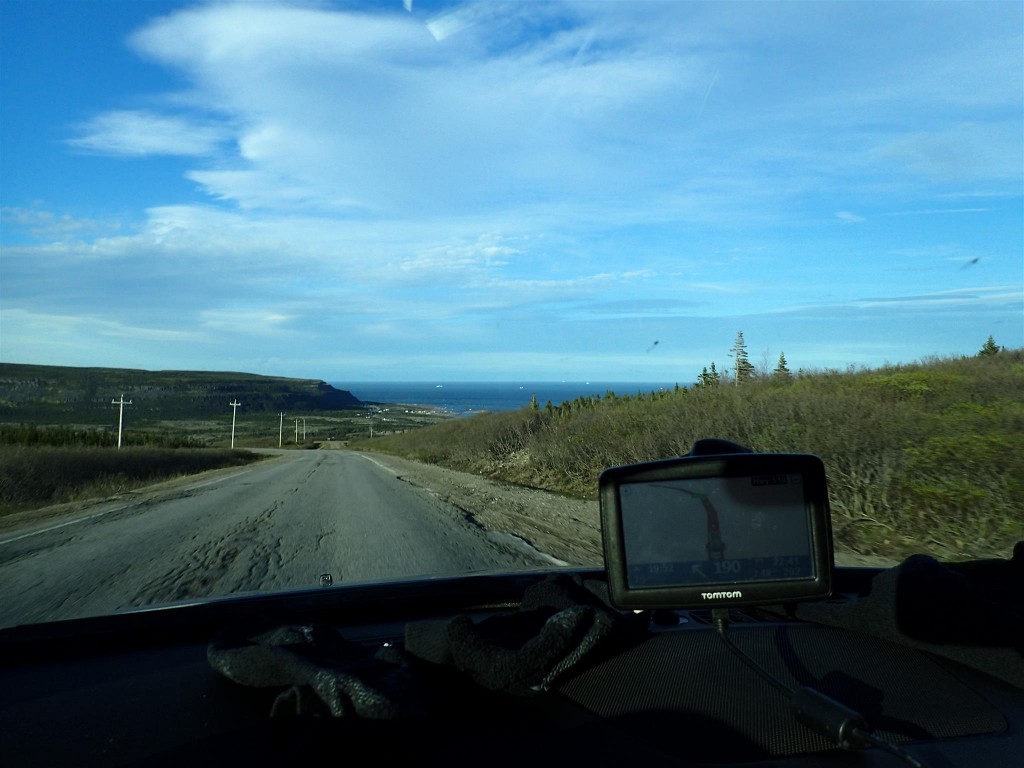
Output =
[{"x1": 1, "y1": 0, "x2": 1021, "y2": 629}]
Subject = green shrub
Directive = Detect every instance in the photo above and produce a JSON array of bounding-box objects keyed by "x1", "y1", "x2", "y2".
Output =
[
  {"x1": 0, "y1": 446, "x2": 262, "y2": 515},
  {"x1": 356, "y1": 351, "x2": 1023, "y2": 560}
]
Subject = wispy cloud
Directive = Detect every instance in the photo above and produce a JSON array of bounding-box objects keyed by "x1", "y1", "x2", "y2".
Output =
[
  {"x1": 0, "y1": 207, "x2": 120, "y2": 239},
  {"x1": 1, "y1": 308, "x2": 204, "y2": 346},
  {"x1": 67, "y1": 110, "x2": 228, "y2": 156},
  {"x1": 199, "y1": 309, "x2": 295, "y2": 334},
  {"x1": 854, "y1": 286, "x2": 1022, "y2": 309},
  {"x1": 879, "y1": 207, "x2": 991, "y2": 217}
]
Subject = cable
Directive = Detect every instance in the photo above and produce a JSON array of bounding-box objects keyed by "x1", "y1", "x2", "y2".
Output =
[
  {"x1": 711, "y1": 609, "x2": 927, "y2": 768},
  {"x1": 712, "y1": 610, "x2": 791, "y2": 696},
  {"x1": 852, "y1": 729, "x2": 926, "y2": 768}
]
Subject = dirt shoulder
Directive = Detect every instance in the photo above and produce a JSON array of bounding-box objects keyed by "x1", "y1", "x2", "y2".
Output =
[
  {"x1": 351, "y1": 450, "x2": 898, "y2": 569},
  {"x1": 353, "y1": 451, "x2": 604, "y2": 566}
]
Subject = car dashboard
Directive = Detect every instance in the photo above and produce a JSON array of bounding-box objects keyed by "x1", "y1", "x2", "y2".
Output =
[{"x1": 2, "y1": 565, "x2": 1022, "y2": 767}]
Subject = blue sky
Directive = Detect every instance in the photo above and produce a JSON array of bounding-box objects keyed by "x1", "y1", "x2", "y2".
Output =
[{"x1": 1, "y1": 0, "x2": 1021, "y2": 383}]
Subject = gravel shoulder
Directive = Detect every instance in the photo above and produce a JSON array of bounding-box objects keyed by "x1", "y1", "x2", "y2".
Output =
[
  {"x1": 353, "y1": 450, "x2": 604, "y2": 566},
  {"x1": 350, "y1": 450, "x2": 898, "y2": 569}
]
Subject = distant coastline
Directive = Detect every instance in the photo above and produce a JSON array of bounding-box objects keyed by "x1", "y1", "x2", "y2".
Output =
[{"x1": 335, "y1": 381, "x2": 678, "y2": 416}]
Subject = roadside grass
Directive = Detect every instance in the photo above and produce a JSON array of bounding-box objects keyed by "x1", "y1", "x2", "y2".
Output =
[
  {"x1": 354, "y1": 351, "x2": 1024, "y2": 562},
  {"x1": 0, "y1": 446, "x2": 264, "y2": 519}
]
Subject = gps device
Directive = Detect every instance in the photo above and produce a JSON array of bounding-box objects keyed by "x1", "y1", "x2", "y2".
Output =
[{"x1": 599, "y1": 452, "x2": 833, "y2": 609}]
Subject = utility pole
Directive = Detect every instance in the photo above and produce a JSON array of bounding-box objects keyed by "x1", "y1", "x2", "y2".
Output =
[
  {"x1": 112, "y1": 394, "x2": 132, "y2": 449},
  {"x1": 229, "y1": 400, "x2": 242, "y2": 449},
  {"x1": 279, "y1": 412, "x2": 284, "y2": 448},
  {"x1": 294, "y1": 418, "x2": 300, "y2": 444},
  {"x1": 302, "y1": 417, "x2": 306, "y2": 441}
]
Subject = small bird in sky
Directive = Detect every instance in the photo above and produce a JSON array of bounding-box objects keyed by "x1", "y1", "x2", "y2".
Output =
[
  {"x1": 646, "y1": 340, "x2": 660, "y2": 352},
  {"x1": 960, "y1": 257, "x2": 981, "y2": 270}
]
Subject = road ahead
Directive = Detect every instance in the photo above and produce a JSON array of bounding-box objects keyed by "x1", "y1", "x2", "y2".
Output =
[{"x1": 0, "y1": 450, "x2": 544, "y2": 628}]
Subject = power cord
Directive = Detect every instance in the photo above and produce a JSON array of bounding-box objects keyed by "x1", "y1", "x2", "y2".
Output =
[{"x1": 711, "y1": 609, "x2": 925, "y2": 768}]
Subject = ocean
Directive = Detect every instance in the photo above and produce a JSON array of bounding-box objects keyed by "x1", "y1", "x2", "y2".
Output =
[{"x1": 332, "y1": 381, "x2": 678, "y2": 417}]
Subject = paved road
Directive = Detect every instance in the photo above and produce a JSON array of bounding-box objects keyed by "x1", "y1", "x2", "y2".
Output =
[{"x1": 0, "y1": 450, "x2": 544, "y2": 628}]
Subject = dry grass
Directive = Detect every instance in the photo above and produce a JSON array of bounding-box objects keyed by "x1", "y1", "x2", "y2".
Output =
[
  {"x1": 0, "y1": 446, "x2": 263, "y2": 518},
  {"x1": 356, "y1": 351, "x2": 1024, "y2": 561}
]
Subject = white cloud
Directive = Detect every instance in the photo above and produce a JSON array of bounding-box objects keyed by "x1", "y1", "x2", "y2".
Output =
[
  {"x1": 426, "y1": 4, "x2": 498, "y2": 42},
  {"x1": 395, "y1": 233, "x2": 520, "y2": 277},
  {"x1": 114, "y1": 3, "x2": 708, "y2": 217},
  {"x1": 51, "y1": 1, "x2": 1015, "y2": 230},
  {"x1": 4, "y1": 2, "x2": 1021, "y2": 376},
  {"x1": 0, "y1": 207, "x2": 119, "y2": 239},
  {"x1": 0, "y1": 308, "x2": 205, "y2": 362},
  {"x1": 68, "y1": 110, "x2": 228, "y2": 156},
  {"x1": 199, "y1": 309, "x2": 294, "y2": 334}
]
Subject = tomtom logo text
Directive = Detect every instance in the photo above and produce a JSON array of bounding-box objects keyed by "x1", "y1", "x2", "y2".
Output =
[{"x1": 701, "y1": 591, "x2": 742, "y2": 600}]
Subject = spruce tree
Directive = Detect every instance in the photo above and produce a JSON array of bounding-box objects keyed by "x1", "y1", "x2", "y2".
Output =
[
  {"x1": 978, "y1": 335, "x2": 1001, "y2": 357},
  {"x1": 774, "y1": 351, "x2": 791, "y2": 378},
  {"x1": 696, "y1": 365, "x2": 721, "y2": 388},
  {"x1": 729, "y1": 330, "x2": 755, "y2": 384}
]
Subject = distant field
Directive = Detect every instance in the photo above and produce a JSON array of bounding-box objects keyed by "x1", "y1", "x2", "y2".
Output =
[
  {"x1": 0, "y1": 396, "x2": 449, "y2": 517},
  {"x1": 0, "y1": 404, "x2": 449, "y2": 450}
]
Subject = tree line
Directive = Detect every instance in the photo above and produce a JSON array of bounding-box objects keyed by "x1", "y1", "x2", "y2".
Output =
[
  {"x1": 0, "y1": 424, "x2": 204, "y2": 449},
  {"x1": 695, "y1": 331, "x2": 1005, "y2": 389}
]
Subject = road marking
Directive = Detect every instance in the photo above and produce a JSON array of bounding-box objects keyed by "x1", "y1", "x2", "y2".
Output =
[
  {"x1": 182, "y1": 468, "x2": 253, "y2": 489},
  {"x1": 0, "y1": 509, "x2": 118, "y2": 546},
  {"x1": 357, "y1": 454, "x2": 400, "y2": 475},
  {"x1": 0, "y1": 467, "x2": 255, "y2": 546}
]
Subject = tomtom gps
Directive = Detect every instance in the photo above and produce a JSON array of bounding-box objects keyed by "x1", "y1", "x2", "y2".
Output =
[{"x1": 599, "y1": 452, "x2": 833, "y2": 609}]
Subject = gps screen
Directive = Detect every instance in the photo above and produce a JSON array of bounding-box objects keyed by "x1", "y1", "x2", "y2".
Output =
[{"x1": 619, "y1": 473, "x2": 814, "y2": 589}]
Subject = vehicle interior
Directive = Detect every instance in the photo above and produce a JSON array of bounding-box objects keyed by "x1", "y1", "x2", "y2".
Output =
[
  {"x1": 3, "y1": 445, "x2": 1022, "y2": 767},
  {"x1": 2, "y1": 1, "x2": 1021, "y2": 766}
]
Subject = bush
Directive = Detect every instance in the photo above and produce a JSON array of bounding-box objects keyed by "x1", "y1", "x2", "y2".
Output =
[
  {"x1": 356, "y1": 351, "x2": 1024, "y2": 560},
  {"x1": 0, "y1": 446, "x2": 261, "y2": 515}
]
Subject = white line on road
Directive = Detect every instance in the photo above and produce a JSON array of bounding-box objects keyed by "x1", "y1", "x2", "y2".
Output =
[
  {"x1": 0, "y1": 510, "x2": 116, "y2": 546},
  {"x1": 186, "y1": 468, "x2": 254, "y2": 490},
  {"x1": 357, "y1": 454, "x2": 400, "y2": 475}
]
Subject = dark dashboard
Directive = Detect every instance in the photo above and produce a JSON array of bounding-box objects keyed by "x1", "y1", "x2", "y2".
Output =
[{"x1": 2, "y1": 563, "x2": 1022, "y2": 767}]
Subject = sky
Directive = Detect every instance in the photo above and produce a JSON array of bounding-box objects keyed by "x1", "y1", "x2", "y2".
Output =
[{"x1": 1, "y1": 0, "x2": 1022, "y2": 383}]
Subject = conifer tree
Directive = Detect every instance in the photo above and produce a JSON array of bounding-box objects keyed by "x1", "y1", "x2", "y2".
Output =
[
  {"x1": 696, "y1": 365, "x2": 719, "y2": 388},
  {"x1": 774, "y1": 351, "x2": 791, "y2": 379},
  {"x1": 708, "y1": 361, "x2": 720, "y2": 386},
  {"x1": 729, "y1": 330, "x2": 755, "y2": 385},
  {"x1": 978, "y1": 335, "x2": 1002, "y2": 357}
]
